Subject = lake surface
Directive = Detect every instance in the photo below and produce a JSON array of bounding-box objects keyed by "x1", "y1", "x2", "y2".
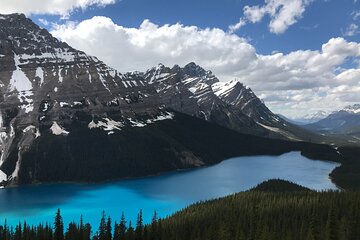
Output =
[{"x1": 0, "y1": 152, "x2": 339, "y2": 228}]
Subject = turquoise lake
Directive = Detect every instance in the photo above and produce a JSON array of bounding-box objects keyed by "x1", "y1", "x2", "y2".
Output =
[{"x1": 0, "y1": 152, "x2": 339, "y2": 228}]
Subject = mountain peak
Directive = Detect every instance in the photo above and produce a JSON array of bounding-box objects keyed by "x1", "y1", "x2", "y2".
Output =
[
  {"x1": 183, "y1": 62, "x2": 206, "y2": 73},
  {"x1": 157, "y1": 63, "x2": 165, "y2": 69},
  {"x1": 343, "y1": 104, "x2": 360, "y2": 114},
  {"x1": 0, "y1": 13, "x2": 26, "y2": 19},
  {"x1": 303, "y1": 110, "x2": 329, "y2": 120}
]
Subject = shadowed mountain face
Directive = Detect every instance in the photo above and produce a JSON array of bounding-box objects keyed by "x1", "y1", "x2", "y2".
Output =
[{"x1": 0, "y1": 14, "x2": 337, "y2": 185}]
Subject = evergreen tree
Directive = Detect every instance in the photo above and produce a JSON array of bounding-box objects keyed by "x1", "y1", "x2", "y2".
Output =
[
  {"x1": 126, "y1": 221, "x2": 134, "y2": 240},
  {"x1": 84, "y1": 223, "x2": 91, "y2": 240},
  {"x1": 106, "y1": 216, "x2": 112, "y2": 240},
  {"x1": 54, "y1": 209, "x2": 64, "y2": 240},
  {"x1": 98, "y1": 211, "x2": 107, "y2": 240},
  {"x1": 149, "y1": 211, "x2": 158, "y2": 240},
  {"x1": 115, "y1": 212, "x2": 127, "y2": 240},
  {"x1": 135, "y1": 210, "x2": 143, "y2": 240},
  {"x1": 14, "y1": 222, "x2": 22, "y2": 240},
  {"x1": 325, "y1": 207, "x2": 338, "y2": 240}
]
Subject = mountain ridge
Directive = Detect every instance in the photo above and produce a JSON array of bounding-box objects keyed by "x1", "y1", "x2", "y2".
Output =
[{"x1": 304, "y1": 104, "x2": 360, "y2": 144}]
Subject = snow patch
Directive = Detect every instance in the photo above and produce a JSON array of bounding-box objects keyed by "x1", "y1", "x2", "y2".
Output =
[
  {"x1": 60, "y1": 102, "x2": 69, "y2": 107},
  {"x1": 88, "y1": 118, "x2": 123, "y2": 132},
  {"x1": 98, "y1": 71, "x2": 111, "y2": 93},
  {"x1": 50, "y1": 122, "x2": 69, "y2": 136},
  {"x1": 145, "y1": 112, "x2": 174, "y2": 123},
  {"x1": 10, "y1": 54, "x2": 34, "y2": 113},
  {"x1": 58, "y1": 69, "x2": 63, "y2": 83},
  {"x1": 23, "y1": 125, "x2": 41, "y2": 138},
  {"x1": 128, "y1": 118, "x2": 147, "y2": 128},
  {"x1": 42, "y1": 102, "x2": 49, "y2": 112},
  {"x1": 0, "y1": 170, "x2": 6, "y2": 182},
  {"x1": 257, "y1": 122, "x2": 301, "y2": 141},
  {"x1": 35, "y1": 67, "x2": 44, "y2": 86}
]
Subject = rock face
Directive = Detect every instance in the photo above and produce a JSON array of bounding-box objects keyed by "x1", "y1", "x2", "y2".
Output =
[{"x1": 0, "y1": 14, "x2": 333, "y2": 185}]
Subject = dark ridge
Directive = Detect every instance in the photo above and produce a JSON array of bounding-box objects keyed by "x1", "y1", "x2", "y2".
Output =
[{"x1": 249, "y1": 179, "x2": 312, "y2": 192}]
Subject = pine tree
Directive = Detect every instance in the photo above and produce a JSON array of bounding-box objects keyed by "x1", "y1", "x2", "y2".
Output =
[
  {"x1": 150, "y1": 211, "x2": 158, "y2": 240},
  {"x1": 106, "y1": 216, "x2": 112, "y2": 240},
  {"x1": 126, "y1": 221, "x2": 134, "y2": 240},
  {"x1": 84, "y1": 223, "x2": 91, "y2": 240},
  {"x1": 14, "y1": 222, "x2": 22, "y2": 240},
  {"x1": 116, "y1": 212, "x2": 127, "y2": 240},
  {"x1": 325, "y1": 207, "x2": 338, "y2": 240},
  {"x1": 54, "y1": 209, "x2": 64, "y2": 240},
  {"x1": 135, "y1": 210, "x2": 143, "y2": 240},
  {"x1": 98, "y1": 211, "x2": 107, "y2": 240}
]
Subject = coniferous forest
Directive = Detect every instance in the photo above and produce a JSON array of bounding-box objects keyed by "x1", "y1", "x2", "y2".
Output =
[{"x1": 0, "y1": 180, "x2": 359, "y2": 240}]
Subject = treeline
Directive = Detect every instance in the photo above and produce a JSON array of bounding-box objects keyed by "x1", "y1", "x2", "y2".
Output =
[{"x1": 0, "y1": 180, "x2": 359, "y2": 240}]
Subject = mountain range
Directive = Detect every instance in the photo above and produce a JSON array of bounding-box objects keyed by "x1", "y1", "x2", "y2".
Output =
[
  {"x1": 279, "y1": 111, "x2": 329, "y2": 125},
  {"x1": 304, "y1": 104, "x2": 360, "y2": 143},
  {"x1": 0, "y1": 13, "x2": 339, "y2": 186}
]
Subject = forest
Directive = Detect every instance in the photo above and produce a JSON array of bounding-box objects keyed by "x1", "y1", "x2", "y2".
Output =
[{"x1": 0, "y1": 180, "x2": 359, "y2": 240}]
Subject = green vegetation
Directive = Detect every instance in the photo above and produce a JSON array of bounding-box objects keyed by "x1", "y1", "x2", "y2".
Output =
[
  {"x1": 0, "y1": 180, "x2": 359, "y2": 240},
  {"x1": 331, "y1": 147, "x2": 360, "y2": 190},
  {"x1": 249, "y1": 179, "x2": 312, "y2": 192}
]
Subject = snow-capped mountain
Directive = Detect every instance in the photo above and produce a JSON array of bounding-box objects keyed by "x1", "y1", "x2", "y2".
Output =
[
  {"x1": 304, "y1": 104, "x2": 360, "y2": 142},
  {"x1": 301, "y1": 111, "x2": 329, "y2": 123},
  {"x1": 0, "y1": 14, "x2": 333, "y2": 186},
  {"x1": 343, "y1": 104, "x2": 360, "y2": 114},
  {"x1": 284, "y1": 111, "x2": 330, "y2": 125}
]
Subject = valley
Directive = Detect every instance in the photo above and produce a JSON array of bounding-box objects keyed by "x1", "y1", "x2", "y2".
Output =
[
  {"x1": 0, "y1": 11, "x2": 359, "y2": 240},
  {"x1": 0, "y1": 152, "x2": 338, "y2": 228}
]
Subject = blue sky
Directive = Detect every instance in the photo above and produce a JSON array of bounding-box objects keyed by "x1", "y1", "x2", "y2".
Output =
[
  {"x1": 32, "y1": 0, "x2": 359, "y2": 54},
  {"x1": 1, "y1": 0, "x2": 360, "y2": 117}
]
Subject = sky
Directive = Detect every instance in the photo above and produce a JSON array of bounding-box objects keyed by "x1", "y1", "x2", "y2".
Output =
[{"x1": 0, "y1": 0, "x2": 359, "y2": 118}]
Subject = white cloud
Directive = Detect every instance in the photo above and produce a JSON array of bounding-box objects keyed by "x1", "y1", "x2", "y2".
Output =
[
  {"x1": 228, "y1": 18, "x2": 247, "y2": 33},
  {"x1": 233, "y1": 0, "x2": 312, "y2": 34},
  {"x1": 343, "y1": 23, "x2": 359, "y2": 37},
  {"x1": 52, "y1": 17, "x2": 257, "y2": 75},
  {"x1": 0, "y1": 0, "x2": 115, "y2": 17},
  {"x1": 38, "y1": 18, "x2": 49, "y2": 26},
  {"x1": 352, "y1": 10, "x2": 360, "y2": 20},
  {"x1": 51, "y1": 17, "x2": 360, "y2": 117}
]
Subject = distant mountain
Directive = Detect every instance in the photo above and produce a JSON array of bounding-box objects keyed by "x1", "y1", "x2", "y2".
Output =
[
  {"x1": 304, "y1": 104, "x2": 360, "y2": 143},
  {"x1": 277, "y1": 114, "x2": 305, "y2": 125},
  {"x1": 279, "y1": 111, "x2": 329, "y2": 125},
  {"x1": 0, "y1": 14, "x2": 338, "y2": 186},
  {"x1": 300, "y1": 111, "x2": 329, "y2": 124}
]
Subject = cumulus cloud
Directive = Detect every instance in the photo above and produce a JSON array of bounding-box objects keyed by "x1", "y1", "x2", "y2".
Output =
[
  {"x1": 230, "y1": 0, "x2": 311, "y2": 34},
  {"x1": 0, "y1": 0, "x2": 115, "y2": 17},
  {"x1": 51, "y1": 17, "x2": 360, "y2": 117},
  {"x1": 52, "y1": 17, "x2": 257, "y2": 75}
]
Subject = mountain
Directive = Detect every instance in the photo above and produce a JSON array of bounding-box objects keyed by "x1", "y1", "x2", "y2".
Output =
[
  {"x1": 304, "y1": 104, "x2": 360, "y2": 143},
  {"x1": 277, "y1": 114, "x2": 305, "y2": 125},
  {"x1": 279, "y1": 111, "x2": 329, "y2": 125},
  {"x1": 301, "y1": 111, "x2": 329, "y2": 123},
  {"x1": 0, "y1": 14, "x2": 339, "y2": 186}
]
